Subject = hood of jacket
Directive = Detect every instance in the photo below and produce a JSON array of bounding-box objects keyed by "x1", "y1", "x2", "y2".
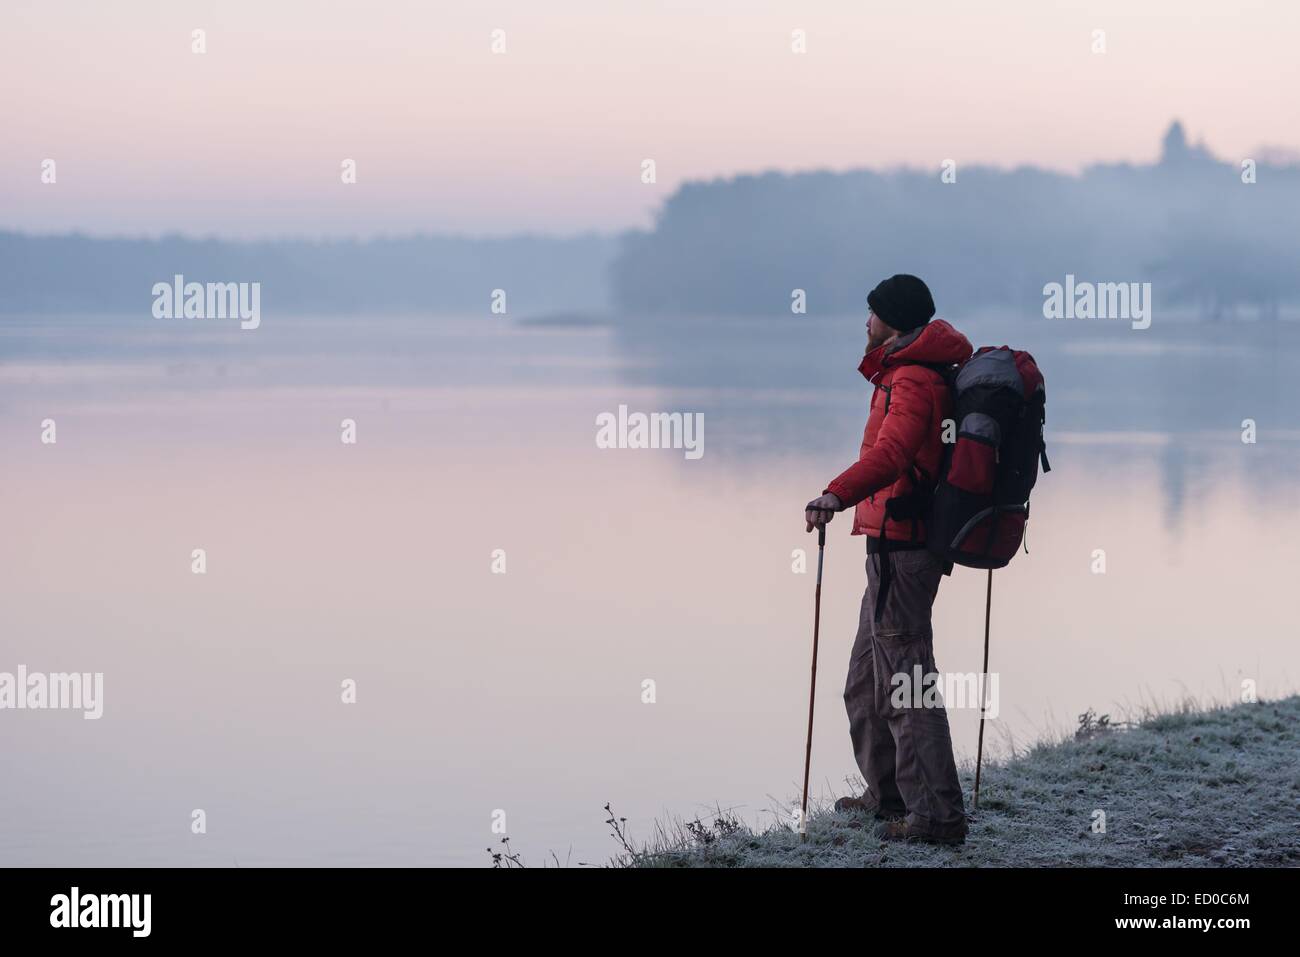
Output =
[{"x1": 857, "y1": 318, "x2": 972, "y2": 383}]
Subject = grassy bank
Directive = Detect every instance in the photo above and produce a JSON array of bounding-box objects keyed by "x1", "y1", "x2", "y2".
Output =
[{"x1": 614, "y1": 696, "x2": 1299, "y2": 868}]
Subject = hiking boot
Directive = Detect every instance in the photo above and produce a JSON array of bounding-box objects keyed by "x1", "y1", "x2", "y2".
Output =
[
  {"x1": 874, "y1": 820, "x2": 966, "y2": 846},
  {"x1": 833, "y1": 793, "x2": 905, "y2": 821}
]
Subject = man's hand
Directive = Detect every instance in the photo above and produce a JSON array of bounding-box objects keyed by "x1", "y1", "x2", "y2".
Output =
[{"x1": 805, "y1": 492, "x2": 843, "y2": 532}]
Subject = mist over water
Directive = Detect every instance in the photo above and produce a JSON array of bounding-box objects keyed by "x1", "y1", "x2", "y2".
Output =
[{"x1": 2, "y1": 310, "x2": 1296, "y2": 865}]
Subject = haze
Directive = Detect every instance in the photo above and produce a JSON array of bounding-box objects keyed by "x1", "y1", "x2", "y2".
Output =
[{"x1": 3, "y1": 0, "x2": 1299, "y2": 238}]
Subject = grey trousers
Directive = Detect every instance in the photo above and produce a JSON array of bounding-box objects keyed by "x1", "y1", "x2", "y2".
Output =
[{"x1": 843, "y1": 544, "x2": 968, "y2": 838}]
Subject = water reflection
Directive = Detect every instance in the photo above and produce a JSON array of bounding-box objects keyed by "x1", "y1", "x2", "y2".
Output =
[{"x1": 0, "y1": 312, "x2": 1296, "y2": 866}]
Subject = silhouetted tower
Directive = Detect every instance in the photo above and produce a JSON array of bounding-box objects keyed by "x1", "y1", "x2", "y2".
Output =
[{"x1": 1160, "y1": 120, "x2": 1213, "y2": 166}]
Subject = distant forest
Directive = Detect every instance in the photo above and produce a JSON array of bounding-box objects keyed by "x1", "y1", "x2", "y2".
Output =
[
  {"x1": 3, "y1": 124, "x2": 1297, "y2": 320},
  {"x1": 0, "y1": 232, "x2": 618, "y2": 317},
  {"x1": 611, "y1": 122, "x2": 1300, "y2": 319}
]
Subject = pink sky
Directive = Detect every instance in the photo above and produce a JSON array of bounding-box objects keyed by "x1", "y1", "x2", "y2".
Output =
[{"x1": 3, "y1": 0, "x2": 1297, "y2": 238}]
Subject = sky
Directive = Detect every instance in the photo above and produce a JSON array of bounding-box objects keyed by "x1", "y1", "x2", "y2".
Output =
[{"x1": 3, "y1": 0, "x2": 1298, "y2": 239}]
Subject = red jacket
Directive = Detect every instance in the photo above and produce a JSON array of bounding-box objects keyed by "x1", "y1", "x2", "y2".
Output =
[{"x1": 825, "y1": 319, "x2": 972, "y2": 540}]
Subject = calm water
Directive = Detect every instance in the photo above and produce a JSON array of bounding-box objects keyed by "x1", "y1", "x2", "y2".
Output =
[{"x1": 2, "y1": 311, "x2": 1298, "y2": 866}]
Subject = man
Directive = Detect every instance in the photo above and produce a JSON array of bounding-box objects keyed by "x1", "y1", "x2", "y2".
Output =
[{"x1": 804, "y1": 273, "x2": 972, "y2": 845}]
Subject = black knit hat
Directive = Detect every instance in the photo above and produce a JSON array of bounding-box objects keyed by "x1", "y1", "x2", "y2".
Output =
[{"x1": 867, "y1": 274, "x2": 935, "y2": 333}]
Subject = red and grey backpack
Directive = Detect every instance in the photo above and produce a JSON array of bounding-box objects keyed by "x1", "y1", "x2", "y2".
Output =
[{"x1": 926, "y1": 346, "x2": 1050, "y2": 568}]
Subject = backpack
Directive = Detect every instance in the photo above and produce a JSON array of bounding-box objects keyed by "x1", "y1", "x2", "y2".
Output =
[{"x1": 925, "y1": 346, "x2": 1050, "y2": 569}]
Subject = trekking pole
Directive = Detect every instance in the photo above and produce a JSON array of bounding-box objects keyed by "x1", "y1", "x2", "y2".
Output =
[
  {"x1": 799, "y1": 524, "x2": 826, "y2": 842},
  {"x1": 973, "y1": 568, "x2": 993, "y2": 809}
]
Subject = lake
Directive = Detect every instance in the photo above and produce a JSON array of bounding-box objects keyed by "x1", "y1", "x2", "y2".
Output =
[{"x1": 2, "y1": 309, "x2": 1297, "y2": 866}]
